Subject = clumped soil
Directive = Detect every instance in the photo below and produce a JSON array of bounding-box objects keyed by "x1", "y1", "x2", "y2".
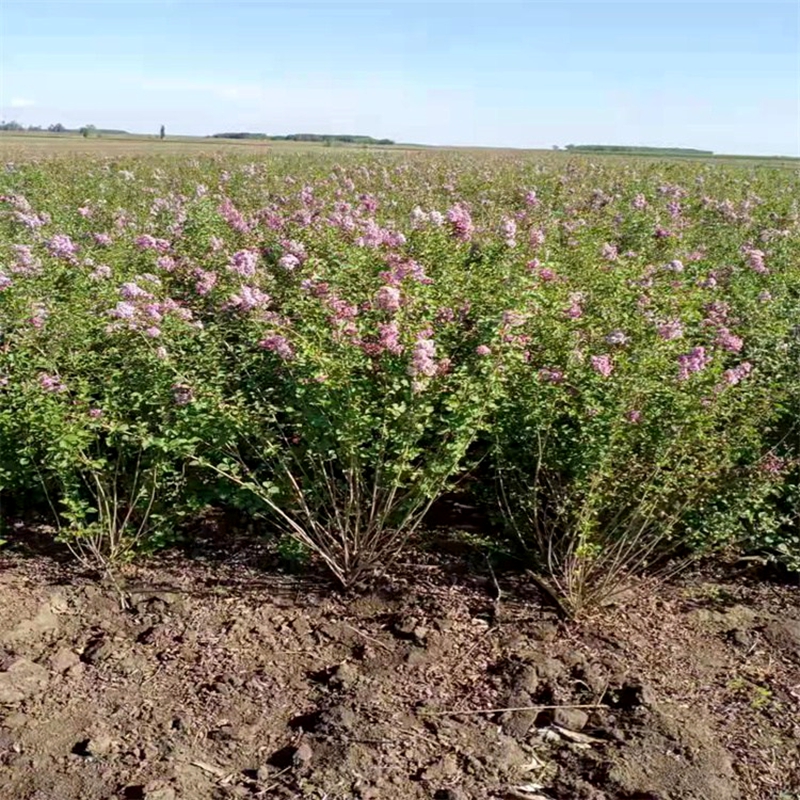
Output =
[{"x1": 1, "y1": 529, "x2": 799, "y2": 800}]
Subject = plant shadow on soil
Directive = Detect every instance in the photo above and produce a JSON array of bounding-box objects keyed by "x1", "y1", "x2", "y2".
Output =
[{"x1": 0, "y1": 504, "x2": 799, "y2": 800}]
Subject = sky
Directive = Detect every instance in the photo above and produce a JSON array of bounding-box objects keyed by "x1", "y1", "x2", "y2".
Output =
[{"x1": 0, "y1": 0, "x2": 797, "y2": 155}]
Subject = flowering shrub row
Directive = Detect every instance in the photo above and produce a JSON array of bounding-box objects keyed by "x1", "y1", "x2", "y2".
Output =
[{"x1": 1, "y1": 151, "x2": 798, "y2": 604}]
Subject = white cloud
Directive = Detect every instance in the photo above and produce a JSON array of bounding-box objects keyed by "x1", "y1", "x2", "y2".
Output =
[{"x1": 10, "y1": 97, "x2": 35, "y2": 108}]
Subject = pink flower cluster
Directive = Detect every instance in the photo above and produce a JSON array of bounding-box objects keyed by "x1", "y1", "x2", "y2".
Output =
[
  {"x1": 38, "y1": 373, "x2": 66, "y2": 393},
  {"x1": 218, "y1": 198, "x2": 250, "y2": 233},
  {"x1": 374, "y1": 285, "x2": 402, "y2": 313},
  {"x1": 380, "y1": 255, "x2": 432, "y2": 286},
  {"x1": 539, "y1": 368, "x2": 565, "y2": 384},
  {"x1": 259, "y1": 333, "x2": 294, "y2": 360},
  {"x1": 590, "y1": 354, "x2": 614, "y2": 378},
  {"x1": 278, "y1": 239, "x2": 307, "y2": 271},
  {"x1": 715, "y1": 327, "x2": 744, "y2": 353},
  {"x1": 226, "y1": 285, "x2": 270, "y2": 313},
  {"x1": 742, "y1": 246, "x2": 768, "y2": 274},
  {"x1": 409, "y1": 336, "x2": 437, "y2": 378},
  {"x1": 677, "y1": 346, "x2": 712, "y2": 380},
  {"x1": 10, "y1": 245, "x2": 41, "y2": 276},
  {"x1": 377, "y1": 321, "x2": 403, "y2": 355},
  {"x1": 658, "y1": 319, "x2": 684, "y2": 341},
  {"x1": 108, "y1": 287, "x2": 193, "y2": 336},
  {"x1": 47, "y1": 234, "x2": 79, "y2": 260},
  {"x1": 446, "y1": 204, "x2": 474, "y2": 242},
  {"x1": 719, "y1": 361, "x2": 752, "y2": 387},
  {"x1": 564, "y1": 292, "x2": 584, "y2": 320},
  {"x1": 134, "y1": 234, "x2": 170, "y2": 253},
  {"x1": 529, "y1": 228, "x2": 546, "y2": 249},
  {"x1": 601, "y1": 243, "x2": 618, "y2": 261},
  {"x1": 120, "y1": 281, "x2": 152, "y2": 300},
  {"x1": 501, "y1": 217, "x2": 517, "y2": 248},
  {"x1": 759, "y1": 452, "x2": 786, "y2": 476},
  {"x1": 15, "y1": 210, "x2": 51, "y2": 229},
  {"x1": 193, "y1": 268, "x2": 218, "y2": 296},
  {"x1": 228, "y1": 249, "x2": 259, "y2": 278},
  {"x1": 355, "y1": 219, "x2": 406, "y2": 249}
]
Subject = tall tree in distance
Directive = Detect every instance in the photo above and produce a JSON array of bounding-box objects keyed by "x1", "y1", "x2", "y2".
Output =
[{"x1": 160, "y1": 125, "x2": 166, "y2": 140}]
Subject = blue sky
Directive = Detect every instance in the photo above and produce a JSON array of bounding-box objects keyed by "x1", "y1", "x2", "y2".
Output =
[{"x1": 0, "y1": 1, "x2": 797, "y2": 155}]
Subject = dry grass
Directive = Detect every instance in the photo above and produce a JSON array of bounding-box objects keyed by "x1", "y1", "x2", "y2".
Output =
[{"x1": 0, "y1": 132, "x2": 428, "y2": 158}]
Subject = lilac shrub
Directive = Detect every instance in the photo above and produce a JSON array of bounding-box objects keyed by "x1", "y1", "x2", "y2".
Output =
[
  {"x1": 491, "y1": 162, "x2": 800, "y2": 610},
  {"x1": 1, "y1": 151, "x2": 799, "y2": 590}
]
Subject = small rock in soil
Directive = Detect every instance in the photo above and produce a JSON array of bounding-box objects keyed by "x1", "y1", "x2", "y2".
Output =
[
  {"x1": 727, "y1": 628, "x2": 755, "y2": 649},
  {"x1": 3, "y1": 712, "x2": 27, "y2": 729},
  {"x1": 553, "y1": 707, "x2": 589, "y2": 731},
  {"x1": 329, "y1": 661, "x2": 359, "y2": 689},
  {"x1": 604, "y1": 679, "x2": 655, "y2": 710},
  {"x1": 530, "y1": 622, "x2": 559, "y2": 642},
  {"x1": 317, "y1": 620, "x2": 347, "y2": 642},
  {"x1": 573, "y1": 662, "x2": 608, "y2": 696},
  {"x1": 144, "y1": 781, "x2": 176, "y2": 800},
  {"x1": 317, "y1": 703, "x2": 357, "y2": 734},
  {"x1": 394, "y1": 615, "x2": 424, "y2": 641},
  {"x1": 291, "y1": 617, "x2": 311, "y2": 638},
  {"x1": 74, "y1": 733, "x2": 114, "y2": 757},
  {"x1": 218, "y1": 786, "x2": 250, "y2": 798},
  {"x1": 209, "y1": 725, "x2": 237, "y2": 741},
  {"x1": 406, "y1": 647, "x2": 428, "y2": 666},
  {"x1": 49, "y1": 648, "x2": 80, "y2": 673},
  {"x1": 421, "y1": 754, "x2": 459, "y2": 782},
  {"x1": 502, "y1": 707, "x2": 538, "y2": 740},
  {"x1": 81, "y1": 635, "x2": 115, "y2": 665},
  {"x1": 530, "y1": 654, "x2": 566, "y2": 684},
  {"x1": 512, "y1": 665, "x2": 540, "y2": 695},
  {"x1": 481, "y1": 734, "x2": 528, "y2": 773},
  {"x1": 293, "y1": 741, "x2": 313, "y2": 765},
  {"x1": 0, "y1": 658, "x2": 49, "y2": 704},
  {"x1": 763, "y1": 618, "x2": 800, "y2": 659},
  {"x1": 503, "y1": 680, "x2": 537, "y2": 740},
  {"x1": 0, "y1": 602, "x2": 59, "y2": 645},
  {"x1": 412, "y1": 626, "x2": 429, "y2": 645}
]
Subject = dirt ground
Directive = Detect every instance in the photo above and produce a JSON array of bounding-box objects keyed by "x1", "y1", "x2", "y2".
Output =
[{"x1": 1, "y1": 524, "x2": 799, "y2": 800}]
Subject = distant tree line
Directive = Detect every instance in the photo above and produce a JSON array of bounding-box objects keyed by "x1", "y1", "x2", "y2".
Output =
[
  {"x1": 0, "y1": 121, "x2": 129, "y2": 136},
  {"x1": 564, "y1": 144, "x2": 714, "y2": 156},
  {"x1": 211, "y1": 132, "x2": 395, "y2": 145},
  {"x1": 212, "y1": 132, "x2": 270, "y2": 140}
]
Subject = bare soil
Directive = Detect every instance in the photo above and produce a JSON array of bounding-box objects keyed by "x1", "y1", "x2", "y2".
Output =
[{"x1": 1, "y1": 528, "x2": 799, "y2": 800}]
